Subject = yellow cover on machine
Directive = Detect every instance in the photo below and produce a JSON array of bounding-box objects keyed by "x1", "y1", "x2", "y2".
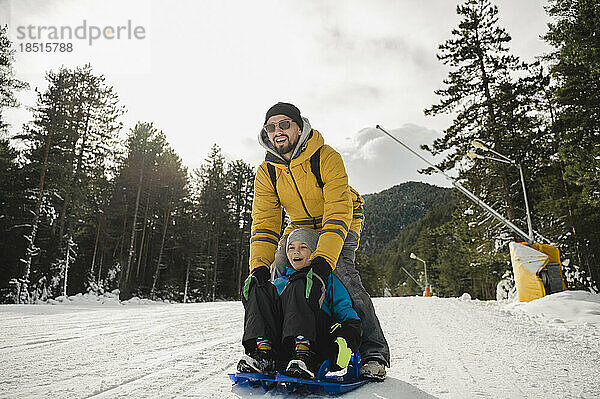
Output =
[{"x1": 509, "y1": 242, "x2": 566, "y2": 302}]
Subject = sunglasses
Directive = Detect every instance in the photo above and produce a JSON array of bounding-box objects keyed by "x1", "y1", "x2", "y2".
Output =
[{"x1": 264, "y1": 119, "x2": 294, "y2": 134}]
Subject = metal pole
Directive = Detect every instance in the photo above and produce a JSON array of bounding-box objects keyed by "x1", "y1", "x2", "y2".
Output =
[
  {"x1": 416, "y1": 257, "x2": 431, "y2": 297},
  {"x1": 63, "y1": 237, "x2": 70, "y2": 297},
  {"x1": 402, "y1": 267, "x2": 424, "y2": 289},
  {"x1": 518, "y1": 164, "x2": 534, "y2": 242},
  {"x1": 376, "y1": 125, "x2": 533, "y2": 244},
  {"x1": 485, "y1": 146, "x2": 513, "y2": 163}
]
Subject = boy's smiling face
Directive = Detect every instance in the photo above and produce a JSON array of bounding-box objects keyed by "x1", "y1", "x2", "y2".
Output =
[{"x1": 287, "y1": 240, "x2": 312, "y2": 270}]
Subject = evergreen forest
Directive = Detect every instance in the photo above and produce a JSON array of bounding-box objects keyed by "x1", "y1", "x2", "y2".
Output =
[{"x1": 1, "y1": 0, "x2": 598, "y2": 302}]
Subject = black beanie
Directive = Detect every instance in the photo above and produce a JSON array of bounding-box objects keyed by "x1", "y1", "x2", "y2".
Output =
[{"x1": 264, "y1": 102, "x2": 303, "y2": 131}]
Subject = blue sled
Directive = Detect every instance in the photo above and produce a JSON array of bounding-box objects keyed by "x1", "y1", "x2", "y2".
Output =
[{"x1": 228, "y1": 353, "x2": 368, "y2": 394}]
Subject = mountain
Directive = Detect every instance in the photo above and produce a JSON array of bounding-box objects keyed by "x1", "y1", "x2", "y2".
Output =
[
  {"x1": 374, "y1": 197, "x2": 456, "y2": 296},
  {"x1": 360, "y1": 182, "x2": 453, "y2": 255}
]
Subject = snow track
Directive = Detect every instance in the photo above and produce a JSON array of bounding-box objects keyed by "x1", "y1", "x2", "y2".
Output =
[
  {"x1": 1, "y1": 297, "x2": 599, "y2": 398},
  {"x1": 380, "y1": 297, "x2": 600, "y2": 399}
]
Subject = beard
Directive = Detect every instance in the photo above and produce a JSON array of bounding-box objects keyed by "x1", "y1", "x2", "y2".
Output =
[{"x1": 274, "y1": 134, "x2": 299, "y2": 156}]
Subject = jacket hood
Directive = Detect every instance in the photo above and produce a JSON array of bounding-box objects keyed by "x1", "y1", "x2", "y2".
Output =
[{"x1": 258, "y1": 117, "x2": 322, "y2": 165}]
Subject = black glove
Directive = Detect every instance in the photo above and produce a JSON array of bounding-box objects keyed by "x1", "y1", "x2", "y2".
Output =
[
  {"x1": 305, "y1": 256, "x2": 331, "y2": 311},
  {"x1": 242, "y1": 266, "x2": 270, "y2": 300},
  {"x1": 328, "y1": 320, "x2": 362, "y2": 371}
]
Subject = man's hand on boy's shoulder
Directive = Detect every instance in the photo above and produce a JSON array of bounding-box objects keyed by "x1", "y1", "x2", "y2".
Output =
[
  {"x1": 306, "y1": 256, "x2": 331, "y2": 311},
  {"x1": 286, "y1": 256, "x2": 331, "y2": 310}
]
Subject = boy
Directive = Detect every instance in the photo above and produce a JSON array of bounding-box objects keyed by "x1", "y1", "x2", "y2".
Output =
[{"x1": 238, "y1": 228, "x2": 362, "y2": 379}]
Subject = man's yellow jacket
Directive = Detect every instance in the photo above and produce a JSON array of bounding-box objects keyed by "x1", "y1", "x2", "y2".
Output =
[{"x1": 250, "y1": 117, "x2": 364, "y2": 272}]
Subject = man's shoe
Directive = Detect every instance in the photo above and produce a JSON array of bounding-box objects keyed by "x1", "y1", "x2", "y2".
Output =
[
  {"x1": 360, "y1": 359, "x2": 386, "y2": 381},
  {"x1": 237, "y1": 348, "x2": 275, "y2": 374},
  {"x1": 285, "y1": 336, "x2": 318, "y2": 379}
]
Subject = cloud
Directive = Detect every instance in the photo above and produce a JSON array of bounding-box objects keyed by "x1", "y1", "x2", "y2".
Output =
[
  {"x1": 2, "y1": 0, "x2": 550, "y2": 197},
  {"x1": 317, "y1": 84, "x2": 384, "y2": 109},
  {"x1": 340, "y1": 124, "x2": 450, "y2": 194},
  {"x1": 354, "y1": 127, "x2": 384, "y2": 147}
]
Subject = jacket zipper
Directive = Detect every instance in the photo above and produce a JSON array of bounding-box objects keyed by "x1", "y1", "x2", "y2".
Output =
[{"x1": 287, "y1": 164, "x2": 317, "y2": 228}]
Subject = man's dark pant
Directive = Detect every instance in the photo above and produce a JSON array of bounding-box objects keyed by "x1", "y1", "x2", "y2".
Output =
[
  {"x1": 242, "y1": 275, "x2": 334, "y2": 362},
  {"x1": 272, "y1": 230, "x2": 390, "y2": 367}
]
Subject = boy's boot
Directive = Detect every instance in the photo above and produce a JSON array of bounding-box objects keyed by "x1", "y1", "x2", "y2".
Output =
[
  {"x1": 285, "y1": 336, "x2": 318, "y2": 379},
  {"x1": 237, "y1": 337, "x2": 276, "y2": 374}
]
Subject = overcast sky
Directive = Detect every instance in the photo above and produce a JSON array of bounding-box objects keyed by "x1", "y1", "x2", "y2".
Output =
[{"x1": 1, "y1": 0, "x2": 552, "y2": 194}]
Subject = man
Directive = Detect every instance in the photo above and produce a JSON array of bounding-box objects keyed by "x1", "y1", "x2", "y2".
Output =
[{"x1": 246, "y1": 102, "x2": 389, "y2": 380}]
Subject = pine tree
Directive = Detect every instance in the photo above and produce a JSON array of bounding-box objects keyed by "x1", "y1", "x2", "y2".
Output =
[
  {"x1": 15, "y1": 65, "x2": 123, "y2": 301},
  {"x1": 15, "y1": 70, "x2": 73, "y2": 302},
  {"x1": 424, "y1": 0, "x2": 529, "y2": 225},
  {"x1": 176, "y1": 193, "x2": 208, "y2": 302},
  {"x1": 421, "y1": 0, "x2": 543, "y2": 297},
  {"x1": 0, "y1": 138, "x2": 25, "y2": 302},
  {"x1": 0, "y1": 25, "x2": 29, "y2": 302},
  {"x1": 544, "y1": 0, "x2": 600, "y2": 206},
  {"x1": 0, "y1": 25, "x2": 28, "y2": 133},
  {"x1": 194, "y1": 144, "x2": 231, "y2": 300},
  {"x1": 539, "y1": 0, "x2": 600, "y2": 285},
  {"x1": 225, "y1": 160, "x2": 254, "y2": 299},
  {"x1": 115, "y1": 122, "x2": 165, "y2": 300},
  {"x1": 149, "y1": 147, "x2": 188, "y2": 298},
  {"x1": 172, "y1": 197, "x2": 202, "y2": 302}
]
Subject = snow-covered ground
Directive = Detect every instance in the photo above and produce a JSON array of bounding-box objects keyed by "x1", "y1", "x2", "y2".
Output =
[{"x1": 1, "y1": 292, "x2": 599, "y2": 398}]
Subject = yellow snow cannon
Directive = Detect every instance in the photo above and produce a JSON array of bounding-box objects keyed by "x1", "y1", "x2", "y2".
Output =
[{"x1": 509, "y1": 242, "x2": 566, "y2": 302}]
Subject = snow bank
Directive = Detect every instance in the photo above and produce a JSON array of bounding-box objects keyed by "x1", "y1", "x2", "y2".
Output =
[
  {"x1": 122, "y1": 296, "x2": 172, "y2": 305},
  {"x1": 43, "y1": 290, "x2": 170, "y2": 306},
  {"x1": 502, "y1": 290, "x2": 600, "y2": 326},
  {"x1": 459, "y1": 293, "x2": 472, "y2": 301}
]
